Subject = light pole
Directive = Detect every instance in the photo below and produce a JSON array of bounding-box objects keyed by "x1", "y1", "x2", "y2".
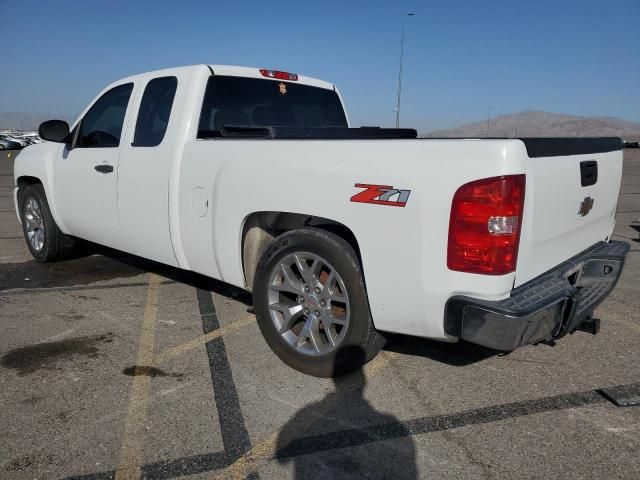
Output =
[
  {"x1": 487, "y1": 106, "x2": 494, "y2": 137},
  {"x1": 395, "y1": 13, "x2": 415, "y2": 128}
]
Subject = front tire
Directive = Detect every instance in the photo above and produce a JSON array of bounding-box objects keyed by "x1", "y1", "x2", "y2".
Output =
[
  {"x1": 253, "y1": 228, "x2": 385, "y2": 377},
  {"x1": 19, "y1": 184, "x2": 75, "y2": 262}
]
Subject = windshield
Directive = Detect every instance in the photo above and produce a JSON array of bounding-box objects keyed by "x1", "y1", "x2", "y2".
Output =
[{"x1": 198, "y1": 75, "x2": 347, "y2": 137}]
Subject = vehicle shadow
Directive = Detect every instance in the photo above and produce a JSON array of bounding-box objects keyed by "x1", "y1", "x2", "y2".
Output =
[
  {"x1": 275, "y1": 345, "x2": 417, "y2": 479},
  {"x1": 2, "y1": 240, "x2": 252, "y2": 305},
  {"x1": 0, "y1": 244, "x2": 153, "y2": 291},
  {"x1": 93, "y1": 245, "x2": 253, "y2": 305},
  {"x1": 383, "y1": 333, "x2": 498, "y2": 366}
]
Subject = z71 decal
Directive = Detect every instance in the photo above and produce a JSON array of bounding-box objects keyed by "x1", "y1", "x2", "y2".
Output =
[{"x1": 350, "y1": 183, "x2": 411, "y2": 207}]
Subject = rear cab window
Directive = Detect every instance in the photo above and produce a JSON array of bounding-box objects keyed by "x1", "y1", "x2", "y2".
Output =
[
  {"x1": 133, "y1": 76, "x2": 178, "y2": 147},
  {"x1": 197, "y1": 76, "x2": 347, "y2": 138}
]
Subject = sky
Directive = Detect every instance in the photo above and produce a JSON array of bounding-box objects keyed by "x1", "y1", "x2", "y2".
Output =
[{"x1": 1, "y1": 0, "x2": 639, "y2": 132}]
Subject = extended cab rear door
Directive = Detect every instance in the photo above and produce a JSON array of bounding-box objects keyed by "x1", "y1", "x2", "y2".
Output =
[
  {"x1": 54, "y1": 83, "x2": 134, "y2": 247},
  {"x1": 116, "y1": 73, "x2": 185, "y2": 267}
]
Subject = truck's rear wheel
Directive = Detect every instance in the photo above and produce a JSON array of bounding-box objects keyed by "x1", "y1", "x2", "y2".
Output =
[
  {"x1": 253, "y1": 228, "x2": 385, "y2": 377},
  {"x1": 19, "y1": 184, "x2": 75, "y2": 262}
]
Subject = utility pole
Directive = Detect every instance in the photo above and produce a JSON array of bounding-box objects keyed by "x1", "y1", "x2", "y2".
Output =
[
  {"x1": 487, "y1": 107, "x2": 494, "y2": 137},
  {"x1": 395, "y1": 13, "x2": 415, "y2": 128}
]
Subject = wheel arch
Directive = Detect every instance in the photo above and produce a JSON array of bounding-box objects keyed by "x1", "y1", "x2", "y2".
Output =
[
  {"x1": 14, "y1": 176, "x2": 43, "y2": 224},
  {"x1": 16, "y1": 175, "x2": 43, "y2": 190},
  {"x1": 240, "y1": 211, "x2": 364, "y2": 291},
  {"x1": 15, "y1": 175, "x2": 69, "y2": 235}
]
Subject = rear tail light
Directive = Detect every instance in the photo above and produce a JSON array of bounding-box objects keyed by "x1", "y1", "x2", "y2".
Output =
[
  {"x1": 447, "y1": 175, "x2": 526, "y2": 275},
  {"x1": 259, "y1": 69, "x2": 299, "y2": 81}
]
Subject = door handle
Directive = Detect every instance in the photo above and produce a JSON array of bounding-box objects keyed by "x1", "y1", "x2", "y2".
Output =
[{"x1": 95, "y1": 164, "x2": 114, "y2": 174}]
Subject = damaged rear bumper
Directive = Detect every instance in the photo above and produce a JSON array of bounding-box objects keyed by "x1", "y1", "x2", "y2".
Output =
[{"x1": 445, "y1": 240, "x2": 630, "y2": 351}]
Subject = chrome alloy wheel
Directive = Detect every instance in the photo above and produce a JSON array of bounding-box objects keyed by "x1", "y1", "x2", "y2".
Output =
[
  {"x1": 24, "y1": 197, "x2": 45, "y2": 252},
  {"x1": 267, "y1": 252, "x2": 350, "y2": 356}
]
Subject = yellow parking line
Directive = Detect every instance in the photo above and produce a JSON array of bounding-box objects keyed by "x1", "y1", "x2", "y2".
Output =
[
  {"x1": 217, "y1": 349, "x2": 398, "y2": 479},
  {"x1": 115, "y1": 273, "x2": 162, "y2": 480},
  {"x1": 112, "y1": 275, "x2": 395, "y2": 480},
  {"x1": 155, "y1": 315, "x2": 256, "y2": 364}
]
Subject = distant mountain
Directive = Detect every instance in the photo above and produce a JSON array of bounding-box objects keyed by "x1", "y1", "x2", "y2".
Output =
[
  {"x1": 427, "y1": 111, "x2": 640, "y2": 139},
  {"x1": 0, "y1": 112, "x2": 73, "y2": 131}
]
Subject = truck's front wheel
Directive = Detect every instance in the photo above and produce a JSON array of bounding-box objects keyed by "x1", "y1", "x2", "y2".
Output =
[
  {"x1": 19, "y1": 184, "x2": 75, "y2": 262},
  {"x1": 253, "y1": 228, "x2": 385, "y2": 377}
]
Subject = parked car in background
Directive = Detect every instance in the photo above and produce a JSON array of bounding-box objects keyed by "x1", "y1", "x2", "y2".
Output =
[
  {"x1": 0, "y1": 138, "x2": 23, "y2": 150},
  {"x1": 0, "y1": 131, "x2": 42, "y2": 149},
  {"x1": 4, "y1": 136, "x2": 27, "y2": 147},
  {"x1": 624, "y1": 141, "x2": 640, "y2": 148}
]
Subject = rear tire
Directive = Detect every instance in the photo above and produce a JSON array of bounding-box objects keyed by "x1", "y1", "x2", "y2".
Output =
[
  {"x1": 19, "y1": 184, "x2": 76, "y2": 262},
  {"x1": 253, "y1": 227, "x2": 385, "y2": 377}
]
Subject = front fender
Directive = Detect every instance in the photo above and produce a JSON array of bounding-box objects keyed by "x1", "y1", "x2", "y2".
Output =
[{"x1": 13, "y1": 142, "x2": 70, "y2": 233}]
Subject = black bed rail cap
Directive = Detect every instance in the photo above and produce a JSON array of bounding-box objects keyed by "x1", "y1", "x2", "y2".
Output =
[
  {"x1": 268, "y1": 126, "x2": 418, "y2": 139},
  {"x1": 199, "y1": 126, "x2": 418, "y2": 140},
  {"x1": 519, "y1": 137, "x2": 623, "y2": 158}
]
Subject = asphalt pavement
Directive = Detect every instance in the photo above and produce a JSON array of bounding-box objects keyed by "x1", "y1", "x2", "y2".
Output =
[
  {"x1": 0, "y1": 149, "x2": 638, "y2": 479},
  {"x1": 0, "y1": 149, "x2": 18, "y2": 175}
]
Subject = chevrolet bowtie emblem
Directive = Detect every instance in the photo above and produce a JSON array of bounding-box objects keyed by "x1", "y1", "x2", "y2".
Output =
[{"x1": 578, "y1": 196, "x2": 594, "y2": 217}]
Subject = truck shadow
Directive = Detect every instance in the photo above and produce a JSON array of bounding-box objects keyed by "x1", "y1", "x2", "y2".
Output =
[
  {"x1": 0, "y1": 241, "x2": 251, "y2": 305},
  {"x1": 383, "y1": 333, "x2": 498, "y2": 366},
  {"x1": 93, "y1": 245, "x2": 253, "y2": 305},
  {"x1": 0, "y1": 248, "x2": 146, "y2": 291}
]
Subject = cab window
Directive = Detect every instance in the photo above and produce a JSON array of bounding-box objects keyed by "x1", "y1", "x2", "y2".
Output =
[
  {"x1": 197, "y1": 76, "x2": 347, "y2": 138},
  {"x1": 77, "y1": 83, "x2": 133, "y2": 148},
  {"x1": 133, "y1": 76, "x2": 177, "y2": 147}
]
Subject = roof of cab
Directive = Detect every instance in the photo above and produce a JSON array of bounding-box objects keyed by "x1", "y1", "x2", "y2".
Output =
[
  {"x1": 208, "y1": 65, "x2": 335, "y2": 91},
  {"x1": 113, "y1": 64, "x2": 336, "y2": 91}
]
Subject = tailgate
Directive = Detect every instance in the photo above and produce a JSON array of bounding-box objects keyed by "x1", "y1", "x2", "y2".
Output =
[{"x1": 514, "y1": 138, "x2": 624, "y2": 287}]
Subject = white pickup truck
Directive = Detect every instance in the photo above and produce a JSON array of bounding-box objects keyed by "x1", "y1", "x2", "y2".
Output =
[{"x1": 14, "y1": 65, "x2": 629, "y2": 377}]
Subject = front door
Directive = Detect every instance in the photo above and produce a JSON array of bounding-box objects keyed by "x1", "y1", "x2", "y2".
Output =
[{"x1": 54, "y1": 83, "x2": 134, "y2": 247}]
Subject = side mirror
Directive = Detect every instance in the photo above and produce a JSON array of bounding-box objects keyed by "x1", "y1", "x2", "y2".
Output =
[{"x1": 38, "y1": 120, "x2": 70, "y2": 143}]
